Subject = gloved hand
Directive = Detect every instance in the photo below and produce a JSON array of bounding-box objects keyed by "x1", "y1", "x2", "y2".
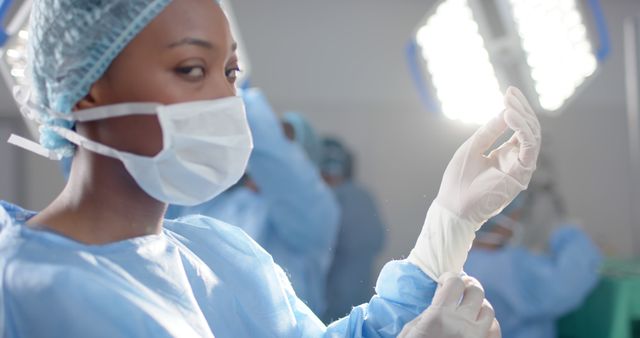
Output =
[
  {"x1": 408, "y1": 87, "x2": 541, "y2": 280},
  {"x1": 399, "y1": 273, "x2": 501, "y2": 338}
]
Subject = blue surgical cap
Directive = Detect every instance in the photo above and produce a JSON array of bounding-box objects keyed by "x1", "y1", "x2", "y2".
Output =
[
  {"x1": 28, "y1": 0, "x2": 220, "y2": 157},
  {"x1": 320, "y1": 137, "x2": 353, "y2": 180},
  {"x1": 282, "y1": 112, "x2": 322, "y2": 166}
]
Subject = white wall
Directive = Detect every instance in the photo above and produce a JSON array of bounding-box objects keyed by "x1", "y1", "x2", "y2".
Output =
[{"x1": 230, "y1": 0, "x2": 640, "y2": 263}]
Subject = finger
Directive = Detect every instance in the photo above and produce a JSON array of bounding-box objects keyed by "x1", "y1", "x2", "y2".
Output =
[
  {"x1": 469, "y1": 111, "x2": 509, "y2": 154},
  {"x1": 461, "y1": 275, "x2": 484, "y2": 293},
  {"x1": 476, "y1": 300, "x2": 496, "y2": 335},
  {"x1": 487, "y1": 319, "x2": 502, "y2": 338},
  {"x1": 504, "y1": 108, "x2": 538, "y2": 168},
  {"x1": 504, "y1": 93, "x2": 540, "y2": 138},
  {"x1": 438, "y1": 271, "x2": 459, "y2": 285},
  {"x1": 458, "y1": 277, "x2": 486, "y2": 318},
  {"x1": 504, "y1": 93, "x2": 540, "y2": 140},
  {"x1": 507, "y1": 86, "x2": 536, "y2": 118},
  {"x1": 432, "y1": 273, "x2": 465, "y2": 307}
]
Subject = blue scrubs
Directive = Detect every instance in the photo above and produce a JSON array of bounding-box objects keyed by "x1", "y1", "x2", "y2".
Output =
[
  {"x1": 464, "y1": 227, "x2": 602, "y2": 338},
  {"x1": 166, "y1": 89, "x2": 340, "y2": 314},
  {"x1": 0, "y1": 201, "x2": 435, "y2": 337}
]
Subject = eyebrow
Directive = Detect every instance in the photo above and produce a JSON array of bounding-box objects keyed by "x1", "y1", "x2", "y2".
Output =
[
  {"x1": 167, "y1": 38, "x2": 214, "y2": 49},
  {"x1": 167, "y1": 38, "x2": 238, "y2": 53}
]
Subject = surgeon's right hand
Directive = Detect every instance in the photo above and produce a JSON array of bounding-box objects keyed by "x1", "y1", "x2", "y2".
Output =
[
  {"x1": 434, "y1": 86, "x2": 540, "y2": 227},
  {"x1": 398, "y1": 274, "x2": 501, "y2": 338},
  {"x1": 408, "y1": 87, "x2": 541, "y2": 280}
]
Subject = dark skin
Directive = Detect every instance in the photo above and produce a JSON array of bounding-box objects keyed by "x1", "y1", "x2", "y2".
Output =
[{"x1": 27, "y1": 0, "x2": 240, "y2": 245}]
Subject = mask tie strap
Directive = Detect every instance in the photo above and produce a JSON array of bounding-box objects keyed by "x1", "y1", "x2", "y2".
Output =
[{"x1": 7, "y1": 134, "x2": 61, "y2": 160}]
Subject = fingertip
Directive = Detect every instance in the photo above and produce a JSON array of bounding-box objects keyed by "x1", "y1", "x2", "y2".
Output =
[
  {"x1": 506, "y1": 86, "x2": 524, "y2": 98},
  {"x1": 485, "y1": 110, "x2": 508, "y2": 132},
  {"x1": 504, "y1": 93, "x2": 522, "y2": 111},
  {"x1": 461, "y1": 275, "x2": 484, "y2": 291}
]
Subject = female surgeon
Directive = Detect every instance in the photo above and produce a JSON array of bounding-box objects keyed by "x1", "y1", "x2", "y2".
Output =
[{"x1": 0, "y1": 0, "x2": 540, "y2": 337}]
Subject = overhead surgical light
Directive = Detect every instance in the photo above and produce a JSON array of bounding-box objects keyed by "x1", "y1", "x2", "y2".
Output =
[
  {"x1": 0, "y1": 0, "x2": 29, "y2": 87},
  {"x1": 0, "y1": 0, "x2": 35, "y2": 136},
  {"x1": 408, "y1": 0, "x2": 609, "y2": 124},
  {"x1": 415, "y1": 0, "x2": 504, "y2": 124}
]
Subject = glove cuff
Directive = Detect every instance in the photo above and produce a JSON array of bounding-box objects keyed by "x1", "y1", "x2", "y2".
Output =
[{"x1": 408, "y1": 201, "x2": 478, "y2": 281}]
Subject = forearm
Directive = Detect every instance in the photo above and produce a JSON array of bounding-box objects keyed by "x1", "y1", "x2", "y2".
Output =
[{"x1": 324, "y1": 260, "x2": 437, "y2": 337}]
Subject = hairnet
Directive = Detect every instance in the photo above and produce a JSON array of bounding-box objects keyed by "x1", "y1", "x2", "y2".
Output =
[
  {"x1": 282, "y1": 112, "x2": 321, "y2": 166},
  {"x1": 320, "y1": 137, "x2": 353, "y2": 179},
  {"x1": 27, "y1": 0, "x2": 220, "y2": 157}
]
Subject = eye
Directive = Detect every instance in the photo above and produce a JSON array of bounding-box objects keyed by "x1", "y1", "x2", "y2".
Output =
[
  {"x1": 225, "y1": 67, "x2": 242, "y2": 83},
  {"x1": 176, "y1": 66, "x2": 206, "y2": 81}
]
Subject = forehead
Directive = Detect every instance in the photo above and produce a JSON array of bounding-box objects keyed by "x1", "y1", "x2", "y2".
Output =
[{"x1": 139, "y1": 0, "x2": 233, "y2": 47}]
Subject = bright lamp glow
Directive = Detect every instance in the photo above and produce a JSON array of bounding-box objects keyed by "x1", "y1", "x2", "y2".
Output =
[
  {"x1": 2, "y1": 28, "x2": 29, "y2": 86},
  {"x1": 416, "y1": 0, "x2": 504, "y2": 124},
  {"x1": 0, "y1": 0, "x2": 32, "y2": 91},
  {"x1": 509, "y1": 0, "x2": 597, "y2": 110}
]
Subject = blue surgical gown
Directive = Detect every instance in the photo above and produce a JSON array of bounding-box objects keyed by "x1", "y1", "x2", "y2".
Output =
[
  {"x1": 0, "y1": 201, "x2": 434, "y2": 337},
  {"x1": 324, "y1": 181, "x2": 386, "y2": 322},
  {"x1": 166, "y1": 89, "x2": 340, "y2": 314},
  {"x1": 464, "y1": 227, "x2": 602, "y2": 338}
]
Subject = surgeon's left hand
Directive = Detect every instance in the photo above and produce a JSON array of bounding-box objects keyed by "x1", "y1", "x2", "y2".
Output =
[
  {"x1": 398, "y1": 273, "x2": 501, "y2": 338},
  {"x1": 408, "y1": 87, "x2": 541, "y2": 280}
]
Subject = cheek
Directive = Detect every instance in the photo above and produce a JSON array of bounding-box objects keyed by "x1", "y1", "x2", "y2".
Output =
[{"x1": 107, "y1": 67, "x2": 181, "y2": 104}]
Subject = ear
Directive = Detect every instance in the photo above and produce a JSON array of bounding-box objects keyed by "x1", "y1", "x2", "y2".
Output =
[
  {"x1": 74, "y1": 92, "x2": 97, "y2": 111},
  {"x1": 73, "y1": 78, "x2": 109, "y2": 111}
]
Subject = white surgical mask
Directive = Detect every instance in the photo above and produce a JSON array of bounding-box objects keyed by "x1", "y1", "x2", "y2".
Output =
[{"x1": 9, "y1": 96, "x2": 254, "y2": 206}]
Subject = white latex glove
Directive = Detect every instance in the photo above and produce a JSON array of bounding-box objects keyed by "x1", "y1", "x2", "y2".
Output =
[
  {"x1": 408, "y1": 87, "x2": 541, "y2": 280},
  {"x1": 399, "y1": 273, "x2": 501, "y2": 338}
]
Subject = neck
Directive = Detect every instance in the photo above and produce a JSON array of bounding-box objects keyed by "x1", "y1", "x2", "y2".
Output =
[{"x1": 28, "y1": 148, "x2": 167, "y2": 244}]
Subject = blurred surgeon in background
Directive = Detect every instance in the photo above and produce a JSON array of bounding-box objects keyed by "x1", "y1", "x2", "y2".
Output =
[
  {"x1": 464, "y1": 183, "x2": 602, "y2": 338},
  {"x1": 320, "y1": 138, "x2": 386, "y2": 322},
  {"x1": 165, "y1": 91, "x2": 339, "y2": 314},
  {"x1": 282, "y1": 111, "x2": 323, "y2": 166}
]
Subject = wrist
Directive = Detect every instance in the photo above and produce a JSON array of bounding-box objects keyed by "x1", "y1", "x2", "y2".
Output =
[{"x1": 408, "y1": 201, "x2": 479, "y2": 280}]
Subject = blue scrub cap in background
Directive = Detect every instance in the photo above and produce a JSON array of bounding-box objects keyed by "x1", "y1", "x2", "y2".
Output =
[{"x1": 320, "y1": 137, "x2": 353, "y2": 180}]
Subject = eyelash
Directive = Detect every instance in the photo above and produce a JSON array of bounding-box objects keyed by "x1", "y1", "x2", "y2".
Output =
[
  {"x1": 175, "y1": 65, "x2": 241, "y2": 82},
  {"x1": 226, "y1": 67, "x2": 242, "y2": 81},
  {"x1": 176, "y1": 66, "x2": 206, "y2": 80}
]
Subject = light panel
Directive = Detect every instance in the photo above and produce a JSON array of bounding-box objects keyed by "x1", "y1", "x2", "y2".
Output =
[
  {"x1": 509, "y1": 0, "x2": 597, "y2": 111},
  {"x1": 2, "y1": 27, "x2": 28, "y2": 87},
  {"x1": 0, "y1": 0, "x2": 30, "y2": 91},
  {"x1": 416, "y1": 0, "x2": 504, "y2": 124},
  {"x1": 413, "y1": 0, "x2": 604, "y2": 123}
]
